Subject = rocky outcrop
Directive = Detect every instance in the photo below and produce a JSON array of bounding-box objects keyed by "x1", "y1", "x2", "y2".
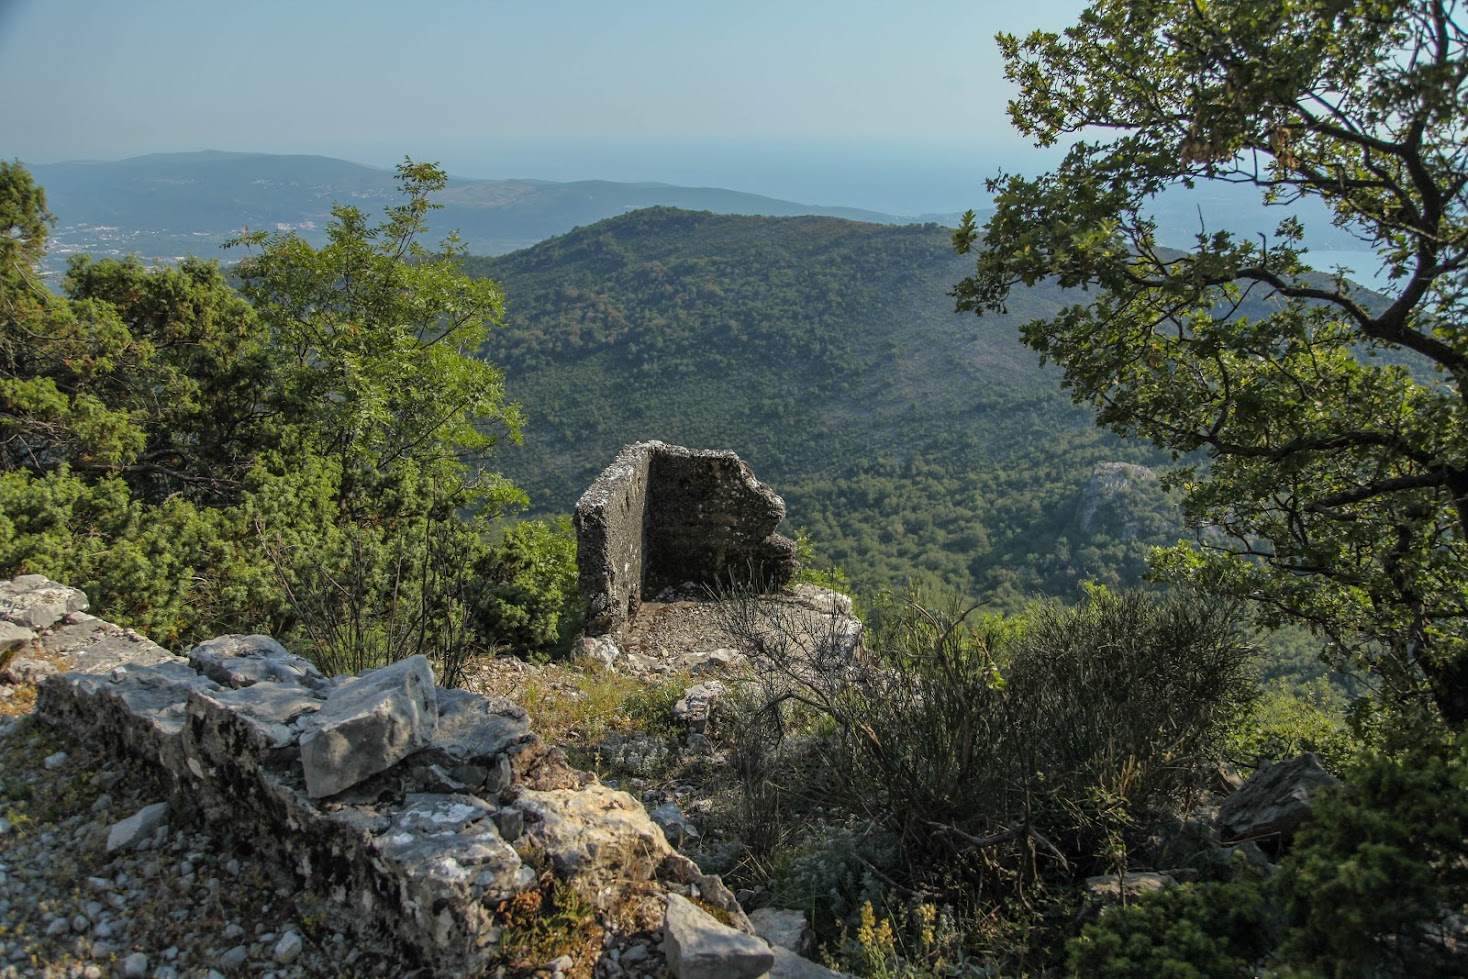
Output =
[
  {"x1": 13, "y1": 575, "x2": 742, "y2": 976},
  {"x1": 1220, "y1": 752, "x2": 1342, "y2": 850},
  {"x1": 575, "y1": 441, "x2": 798, "y2": 635},
  {"x1": 663, "y1": 893, "x2": 774, "y2": 979},
  {"x1": 1073, "y1": 461, "x2": 1166, "y2": 540}
]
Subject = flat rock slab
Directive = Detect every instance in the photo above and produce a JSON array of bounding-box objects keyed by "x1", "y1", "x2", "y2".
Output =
[
  {"x1": 663, "y1": 893, "x2": 773, "y2": 979},
  {"x1": 0, "y1": 620, "x2": 32, "y2": 651},
  {"x1": 768, "y1": 945, "x2": 853, "y2": 979},
  {"x1": 189, "y1": 634, "x2": 325, "y2": 689},
  {"x1": 0, "y1": 576, "x2": 88, "y2": 630},
  {"x1": 299, "y1": 655, "x2": 438, "y2": 799},
  {"x1": 750, "y1": 907, "x2": 811, "y2": 955}
]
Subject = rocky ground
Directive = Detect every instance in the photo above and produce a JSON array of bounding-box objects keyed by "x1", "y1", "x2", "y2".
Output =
[{"x1": 0, "y1": 582, "x2": 855, "y2": 979}]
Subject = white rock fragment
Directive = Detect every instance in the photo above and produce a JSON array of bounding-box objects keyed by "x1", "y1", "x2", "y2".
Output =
[
  {"x1": 106, "y1": 802, "x2": 171, "y2": 853},
  {"x1": 662, "y1": 893, "x2": 773, "y2": 979},
  {"x1": 274, "y1": 930, "x2": 304, "y2": 964},
  {"x1": 299, "y1": 654, "x2": 438, "y2": 798}
]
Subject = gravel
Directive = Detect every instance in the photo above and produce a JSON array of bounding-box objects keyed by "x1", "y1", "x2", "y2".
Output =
[{"x1": 0, "y1": 715, "x2": 399, "y2": 978}]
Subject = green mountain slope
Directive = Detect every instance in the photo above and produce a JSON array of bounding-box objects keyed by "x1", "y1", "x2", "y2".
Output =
[{"x1": 470, "y1": 208, "x2": 1182, "y2": 604}]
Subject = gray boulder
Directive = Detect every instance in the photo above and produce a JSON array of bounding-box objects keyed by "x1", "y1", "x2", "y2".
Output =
[
  {"x1": 663, "y1": 893, "x2": 773, "y2": 979},
  {"x1": 106, "y1": 802, "x2": 171, "y2": 853},
  {"x1": 0, "y1": 575, "x2": 88, "y2": 630},
  {"x1": 572, "y1": 635, "x2": 622, "y2": 669},
  {"x1": 1220, "y1": 753, "x2": 1341, "y2": 847},
  {"x1": 189, "y1": 634, "x2": 324, "y2": 689},
  {"x1": 0, "y1": 620, "x2": 32, "y2": 652},
  {"x1": 299, "y1": 655, "x2": 438, "y2": 798},
  {"x1": 750, "y1": 907, "x2": 812, "y2": 955}
]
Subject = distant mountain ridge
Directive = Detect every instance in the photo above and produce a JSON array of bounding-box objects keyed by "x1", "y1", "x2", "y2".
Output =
[{"x1": 29, "y1": 151, "x2": 950, "y2": 272}]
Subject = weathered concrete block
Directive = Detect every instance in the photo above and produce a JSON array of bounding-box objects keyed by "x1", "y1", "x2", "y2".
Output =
[
  {"x1": 299, "y1": 655, "x2": 438, "y2": 799},
  {"x1": 575, "y1": 442, "x2": 797, "y2": 635},
  {"x1": 663, "y1": 893, "x2": 773, "y2": 979}
]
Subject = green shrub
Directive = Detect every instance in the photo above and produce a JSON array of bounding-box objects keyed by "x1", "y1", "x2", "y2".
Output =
[
  {"x1": 1229, "y1": 679, "x2": 1361, "y2": 777},
  {"x1": 1066, "y1": 880, "x2": 1272, "y2": 978},
  {"x1": 1275, "y1": 735, "x2": 1468, "y2": 977},
  {"x1": 723, "y1": 587, "x2": 1257, "y2": 887}
]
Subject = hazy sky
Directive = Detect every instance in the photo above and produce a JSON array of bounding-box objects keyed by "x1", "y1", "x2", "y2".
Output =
[{"x1": 0, "y1": 0, "x2": 1088, "y2": 213}]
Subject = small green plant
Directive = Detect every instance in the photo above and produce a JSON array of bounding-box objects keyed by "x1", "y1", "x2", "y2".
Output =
[
  {"x1": 791, "y1": 528, "x2": 853, "y2": 596},
  {"x1": 495, "y1": 876, "x2": 601, "y2": 977}
]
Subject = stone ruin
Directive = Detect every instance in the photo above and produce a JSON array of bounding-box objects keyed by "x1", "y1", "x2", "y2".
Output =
[
  {"x1": 575, "y1": 441, "x2": 798, "y2": 635},
  {"x1": 2, "y1": 574, "x2": 826, "y2": 978}
]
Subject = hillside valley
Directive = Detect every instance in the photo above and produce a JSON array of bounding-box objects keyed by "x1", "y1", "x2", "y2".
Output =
[{"x1": 468, "y1": 208, "x2": 1183, "y2": 607}]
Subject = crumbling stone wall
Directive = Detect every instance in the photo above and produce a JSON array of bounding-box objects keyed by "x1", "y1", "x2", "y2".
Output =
[
  {"x1": 17, "y1": 575, "x2": 750, "y2": 977},
  {"x1": 575, "y1": 441, "x2": 797, "y2": 635}
]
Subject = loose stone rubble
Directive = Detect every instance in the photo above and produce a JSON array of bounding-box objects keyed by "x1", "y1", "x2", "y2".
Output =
[{"x1": 576, "y1": 442, "x2": 798, "y2": 635}]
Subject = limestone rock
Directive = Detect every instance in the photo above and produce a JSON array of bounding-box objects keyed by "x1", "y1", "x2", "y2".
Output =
[
  {"x1": 0, "y1": 575, "x2": 88, "y2": 630},
  {"x1": 649, "y1": 801, "x2": 700, "y2": 848},
  {"x1": 768, "y1": 945, "x2": 853, "y2": 979},
  {"x1": 509, "y1": 784, "x2": 674, "y2": 901},
  {"x1": 1073, "y1": 461, "x2": 1164, "y2": 540},
  {"x1": 32, "y1": 587, "x2": 759, "y2": 978},
  {"x1": 1220, "y1": 753, "x2": 1341, "y2": 847},
  {"x1": 414, "y1": 687, "x2": 533, "y2": 772},
  {"x1": 35, "y1": 613, "x2": 173, "y2": 675},
  {"x1": 673, "y1": 681, "x2": 726, "y2": 734},
  {"x1": 0, "y1": 620, "x2": 32, "y2": 652},
  {"x1": 189, "y1": 634, "x2": 324, "y2": 690},
  {"x1": 107, "y1": 802, "x2": 171, "y2": 853},
  {"x1": 299, "y1": 655, "x2": 438, "y2": 799},
  {"x1": 750, "y1": 907, "x2": 811, "y2": 956},
  {"x1": 662, "y1": 893, "x2": 773, "y2": 979},
  {"x1": 1, "y1": 655, "x2": 57, "y2": 684},
  {"x1": 572, "y1": 635, "x2": 622, "y2": 669}
]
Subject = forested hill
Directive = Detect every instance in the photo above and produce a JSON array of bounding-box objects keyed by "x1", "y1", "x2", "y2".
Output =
[{"x1": 467, "y1": 208, "x2": 1181, "y2": 605}]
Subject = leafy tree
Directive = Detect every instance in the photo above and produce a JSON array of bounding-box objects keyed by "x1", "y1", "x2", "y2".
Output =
[
  {"x1": 228, "y1": 159, "x2": 525, "y2": 522},
  {"x1": 0, "y1": 159, "x2": 578, "y2": 667},
  {"x1": 955, "y1": 0, "x2": 1468, "y2": 724}
]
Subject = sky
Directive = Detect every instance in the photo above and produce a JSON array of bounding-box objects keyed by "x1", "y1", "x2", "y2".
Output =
[{"x1": 0, "y1": 0, "x2": 1088, "y2": 215}]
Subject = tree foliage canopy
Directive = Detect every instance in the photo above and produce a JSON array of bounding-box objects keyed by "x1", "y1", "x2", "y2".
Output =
[
  {"x1": 0, "y1": 158, "x2": 577, "y2": 666},
  {"x1": 955, "y1": 0, "x2": 1468, "y2": 724}
]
